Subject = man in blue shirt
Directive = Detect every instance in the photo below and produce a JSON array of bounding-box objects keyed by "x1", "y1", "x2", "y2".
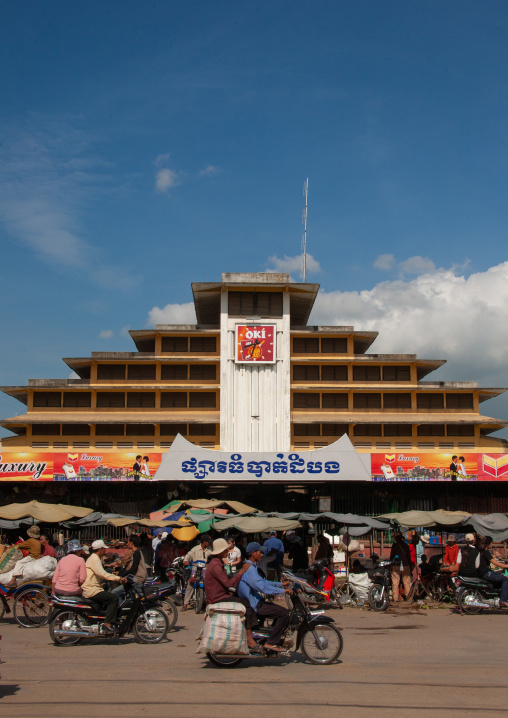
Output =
[
  {"x1": 238, "y1": 542, "x2": 290, "y2": 652},
  {"x1": 263, "y1": 531, "x2": 285, "y2": 579}
]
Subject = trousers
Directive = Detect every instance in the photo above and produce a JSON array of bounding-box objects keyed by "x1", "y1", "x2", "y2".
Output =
[
  {"x1": 91, "y1": 590, "x2": 119, "y2": 624},
  {"x1": 391, "y1": 565, "x2": 411, "y2": 601},
  {"x1": 256, "y1": 601, "x2": 290, "y2": 645}
]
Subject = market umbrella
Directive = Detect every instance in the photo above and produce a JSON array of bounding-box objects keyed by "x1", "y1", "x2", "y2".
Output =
[
  {"x1": 213, "y1": 516, "x2": 301, "y2": 533},
  {"x1": 376, "y1": 509, "x2": 471, "y2": 528},
  {"x1": 463, "y1": 513, "x2": 508, "y2": 542},
  {"x1": 0, "y1": 500, "x2": 93, "y2": 522}
]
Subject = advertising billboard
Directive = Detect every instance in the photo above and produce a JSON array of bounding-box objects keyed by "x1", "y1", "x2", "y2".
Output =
[
  {"x1": 235, "y1": 324, "x2": 276, "y2": 363},
  {"x1": 0, "y1": 452, "x2": 54, "y2": 481},
  {"x1": 53, "y1": 451, "x2": 162, "y2": 481},
  {"x1": 372, "y1": 453, "x2": 508, "y2": 481}
]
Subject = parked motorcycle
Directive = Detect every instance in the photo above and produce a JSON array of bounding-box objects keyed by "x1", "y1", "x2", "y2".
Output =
[
  {"x1": 367, "y1": 561, "x2": 395, "y2": 611},
  {"x1": 189, "y1": 560, "x2": 207, "y2": 614},
  {"x1": 454, "y1": 574, "x2": 508, "y2": 614},
  {"x1": 207, "y1": 571, "x2": 343, "y2": 668},
  {"x1": 49, "y1": 577, "x2": 169, "y2": 645},
  {"x1": 143, "y1": 578, "x2": 179, "y2": 629},
  {"x1": 166, "y1": 557, "x2": 188, "y2": 605},
  {"x1": 285, "y1": 558, "x2": 340, "y2": 609}
]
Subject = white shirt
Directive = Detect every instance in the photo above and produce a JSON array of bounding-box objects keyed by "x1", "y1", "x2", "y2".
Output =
[
  {"x1": 142, "y1": 463, "x2": 151, "y2": 477},
  {"x1": 152, "y1": 537, "x2": 161, "y2": 552},
  {"x1": 226, "y1": 546, "x2": 241, "y2": 569}
]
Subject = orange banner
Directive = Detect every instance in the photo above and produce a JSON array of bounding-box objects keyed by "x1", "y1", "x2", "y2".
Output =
[{"x1": 0, "y1": 452, "x2": 54, "y2": 481}]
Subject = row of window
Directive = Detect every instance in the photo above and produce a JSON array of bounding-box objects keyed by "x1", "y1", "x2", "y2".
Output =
[
  {"x1": 293, "y1": 364, "x2": 411, "y2": 381},
  {"x1": 294, "y1": 423, "x2": 476, "y2": 437},
  {"x1": 33, "y1": 391, "x2": 217, "y2": 409},
  {"x1": 96, "y1": 363, "x2": 217, "y2": 381},
  {"x1": 293, "y1": 392, "x2": 474, "y2": 410},
  {"x1": 31, "y1": 423, "x2": 218, "y2": 437}
]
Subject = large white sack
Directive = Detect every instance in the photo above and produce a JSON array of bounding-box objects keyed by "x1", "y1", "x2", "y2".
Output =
[
  {"x1": 0, "y1": 555, "x2": 35, "y2": 585},
  {"x1": 21, "y1": 556, "x2": 57, "y2": 582},
  {"x1": 348, "y1": 572, "x2": 372, "y2": 602}
]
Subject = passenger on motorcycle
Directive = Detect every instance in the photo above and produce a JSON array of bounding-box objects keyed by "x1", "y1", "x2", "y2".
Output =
[
  {"x1": 238, "y1": 542, "x2": 291, "y2": 653},
  {"x1": 82, "y1": 540, "x2": 127, "y2": 634},
  {"x1": 203, "y1": 538, "x2": 258, "y2": 649},
  {"x1": 477, "y1": 535, "x2": 508, "y2": 608}
]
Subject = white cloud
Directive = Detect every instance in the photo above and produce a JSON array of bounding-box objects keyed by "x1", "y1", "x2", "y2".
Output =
[
  {"x1": 398, "y1": 255, "x2": 436, "y2": 275},
  {"x1": 154, "y1": 153, "x2": 171, "y2": 167},
  {"x1": 146, "y1": 302, "x2": 196, "y2": 326},
  {"x1": 198, "y1": 165, "x2": 220, "y2": 177},
  {"x1": 374, "y1": 253, "x2": 396, "y2": 270},
  {"x1": 98, "y1": 329, "x2": 114, "y2": 339},
  {"x1": 155, "y1": 168, "x2": 179, "y2": 193},
  {"x1": 310, "y1": 260, "x2": 508, "y2": 387},
  {"x1": 265, "y1": 253, "x2": 322, "y2": 276}
]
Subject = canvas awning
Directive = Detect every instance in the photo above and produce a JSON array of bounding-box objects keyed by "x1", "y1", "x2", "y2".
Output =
[
  {"x1": 465, "y1": 514, "x2": 508, "y2": 542},
  {"x1": 155, "y1": 499, "x2": 257, "y2": 514},
  {"x1": 0, "y1": 500, "x2": 93, "y2": 522},
  {"x1": 213, "y1": 516, "x2": 302, "y2": 533},
  {"x1": 377, "y1": 509, "x2": 471, "y2": 528}
]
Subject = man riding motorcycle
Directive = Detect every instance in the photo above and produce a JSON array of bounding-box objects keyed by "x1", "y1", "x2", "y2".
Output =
[{"x1": 238, "y1": 542, "x2": 291, "y2": 653}]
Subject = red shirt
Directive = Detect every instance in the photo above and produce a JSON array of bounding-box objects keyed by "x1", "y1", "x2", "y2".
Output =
[
  {"x1": 444, "y1": 544, "x2": 459, "y2": 565},
  {"x1": 42, "y1": 544, "x2": 57, "y2": 558},
  {"x1": 204, "y1": 556, "x2": 243, "y2": 604}
]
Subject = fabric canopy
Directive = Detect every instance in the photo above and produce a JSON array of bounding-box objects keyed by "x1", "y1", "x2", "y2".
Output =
[
  {"x1": 0, "y1": 500, "x2": 93, "y2": 522},
  {"x1": 267, "y1": 511, "x2": 390, "y2": 529},
  {"x1": 376, "y1": 509, "x2": 471, "y2": 528},
  {"x1": 157, "y1": 499, "x2": 257, "y2": 515},
  {"x1": 465, "y1": 514, "x2": 508, "y2": 542},
  {"x1": 213, "y1": 516, "x2": 301, "y2": 533}
]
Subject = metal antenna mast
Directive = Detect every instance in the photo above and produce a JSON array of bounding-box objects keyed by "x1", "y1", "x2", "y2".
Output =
[{"x1": 301, "y1": 178, "x2": 309, "y2": 282}]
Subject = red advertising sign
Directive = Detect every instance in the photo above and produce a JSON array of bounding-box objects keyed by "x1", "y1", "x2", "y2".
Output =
[
  {"x1": 478, "y1": 454, "x2": 508, "y2": 481},
  {"x1": 53, "y1": 451, "x2": 162, "y2": 481},
  {"x1": 0, "y1": 452, "x2": 54, "y2": 481},
  {"x1": 235, "y1": 324, "x2": 276, "y2": 363},
  {"x1": 372, "y1": 452, "x2": 508, "y2": 481}
]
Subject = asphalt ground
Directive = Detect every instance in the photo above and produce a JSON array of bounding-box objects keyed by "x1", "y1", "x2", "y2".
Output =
[{"x1": 0, "y1": 602, "x2": 506, "y2": 718}]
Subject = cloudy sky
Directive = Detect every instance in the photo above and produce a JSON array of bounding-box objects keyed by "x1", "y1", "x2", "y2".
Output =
[{"x1": 1, "y1": 2, "x2": 508, "y2": 436}]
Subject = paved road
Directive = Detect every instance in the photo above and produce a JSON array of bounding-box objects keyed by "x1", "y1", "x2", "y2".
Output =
[{"x1": 0, "y1": 603, "x2": 506, "y2": 717}]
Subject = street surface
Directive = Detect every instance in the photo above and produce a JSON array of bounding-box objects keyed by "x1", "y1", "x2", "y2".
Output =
[{"x1": 0, "y1": 603, "x2": 506, "y2": 717}]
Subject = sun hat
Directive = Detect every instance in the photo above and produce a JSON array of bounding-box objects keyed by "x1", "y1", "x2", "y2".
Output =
[
  {"x1": 209, "y1": 538, "x2": 229, "y2": 555},
  {"x1": 91, "y1": 539, "x2": 107, "y2": 550},
  {"x1": 161, "y1": 532, "x2": 169, "y2": 539},
  {"x1": 66, "y1": 539, "x2": 83, "y2": 553},
  {"x1": 246, "y1": 542, "x2": 268, "y2": 555},
  {"x1": 82, "y1": 545, "x2": 90, "y2": 554},
  {"x1": 27, "y1": 526, "x2": 41, "y2": 538},
  {"x1": 465, "y1": 533, "x2": 475, "y2": 542},
  {"x1": 421, "y1": 534, "x2": 430, "y2": 544}
]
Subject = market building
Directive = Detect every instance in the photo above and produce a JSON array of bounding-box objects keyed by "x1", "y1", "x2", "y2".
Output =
[{"x1": 1, "y1": 272, "x2": 508, "y2": 515}]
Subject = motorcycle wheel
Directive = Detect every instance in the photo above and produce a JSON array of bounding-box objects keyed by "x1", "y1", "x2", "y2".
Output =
[
  {"x1": 368, "y1": 584, "x2": 388, "y2": 612},
  {"x1": 133, "y1": 607, "x2": 168, "y2": 643},
  {"x1": 13, "y1": 587, "x2": 51, "y2": 628},
  {"x1": 457, "y1": 588, "x2": 484, "y2": 615},
  {"x1": 161, "y1": 598, "x2": 178, "y2": 630},
  {"x1": 49, "y1": 610, "x2": 88, "y2": 646},
  {"x1": 206, "y1": 652, "x2": 244, "y2": 668},
  {"x1": 300, "y1": 624, "x2": 343, "y2": 665},
  {"x1": 194, "y1": 587, "x2": 205, "y2": 614}
]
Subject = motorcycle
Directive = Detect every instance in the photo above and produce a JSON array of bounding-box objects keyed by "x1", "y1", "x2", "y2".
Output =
[
  {"x1": 206, "y1": 571, "x2": 343, "y2": 668},
  {"x1": 48, "y1": 577, "x2": 169, "y2": 645},
  {"x1": 285, "y1": 558, "x2": 340, "y2": 609},
  {"x1": 188, "y1": 560, "x2": 207, "y2": 614},
  {"x1": 367, "y1": 561, "x2": 395, "y2": 611},
  {"x1": 166, "y1": 557, "x2": 188, "y2": 605},
  {"x1": 454, "y1": 574, "x2": 508, "y2": 614},
  {"x1": 142, "y1": 577, "x2": 179, "y2": 630}
]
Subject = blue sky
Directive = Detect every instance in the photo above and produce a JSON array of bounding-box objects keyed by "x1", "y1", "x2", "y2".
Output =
[{"x1": 1, "y1": 1, "x2": 508, "y2": 435}]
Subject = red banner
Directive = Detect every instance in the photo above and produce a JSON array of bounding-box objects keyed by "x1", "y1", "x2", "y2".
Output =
[
  {"x1": 52, "y1": 451, "x2": 162, "y2": 481},
  {"x1": 0, "y1": 452, "x2": 54, "y2": 481}
]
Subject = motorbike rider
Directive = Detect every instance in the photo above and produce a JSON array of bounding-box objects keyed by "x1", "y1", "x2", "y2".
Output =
[
  {"x1": 82, "y1": 540, "x2": 127, "y2": 635},
  {"x1": 203, "y1": 538, "x2": 258, "y2": 649},
  {"x1": 182, "y1": 533, "x2": 212, "y2": 611},
  {"x1": 477, "y1": 535, "x2": 508, "y2": 608},
  {"x1": 52, "y1": 539, "x2": 86, "y2": 596},
  {"x1": 458, "y1": 534, "x2": 480, "y2": 578},
  {"x1": 112, "y1": 534, "x2": 148, "y2": 604},
  {"x1": 238, "y1": 542, "x2": 292, "y2": 653}
]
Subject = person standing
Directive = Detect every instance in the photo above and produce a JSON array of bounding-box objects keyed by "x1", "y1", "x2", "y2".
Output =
[
  {"x1": 82, "y1": 540, "x2": 126, "y2": 634},
  {"x1": 132, "y1": 455, "x2": 142, "y2": 481},
  {"x1": 288, "y1": 536, "x2": 309, "y2": 572},
  {"x1": 263, "y1": 530, "x2": 285, "y2": 578},
  {"x1": 390, "y1": 533, "x2": 412, "y2": 601},
  {"x1": 449, "y1": 456, "x2": 458, "y2": 481},
  {"x1": 52, "y1": 540, "x2": 86, "y2": 596},
  {"x1": 141, "y1": 456, "x2": 151, "y2": 478},
  {"x1": 314, "y1": 534, "x2": 333, "y2": 562},
  {"x1": 224, "y1": 536, "x2": 242, "y2": 574}
]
